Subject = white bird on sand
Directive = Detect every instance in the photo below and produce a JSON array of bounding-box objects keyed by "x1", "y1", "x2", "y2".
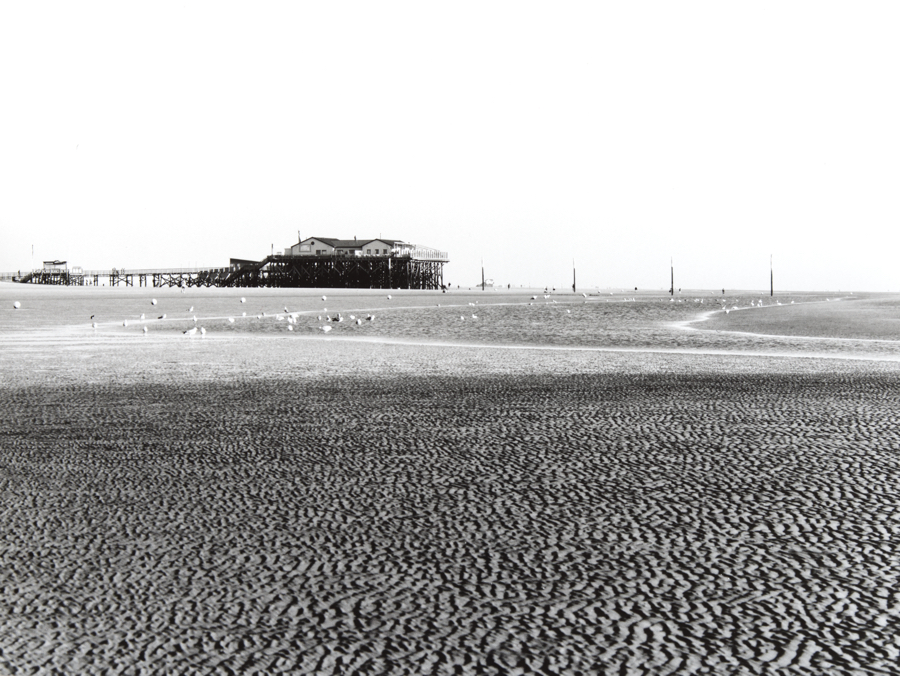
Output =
[
  {"x1": 13, "y1": 301, "x2": 21, "y2": 309},
  {"x1": 240, "y1": 297, "x2": 246, "y2": 303},
  {"x1": 142, "y1": 326, "x2": 148, "y2": 334},
  {"x1": 322, "y1": 295, "x2": 327, "y2": 301},
  {"x1": 123, "y1": 320, "x2": 129, "y2": 327},
  {"x1": 228, "y1": 317, "x2": 235, "y2": 323},
  {"x1": 582, "y1": 293, "x2": 587, "y2": 298},
  {"x1": 184, "y1": 327, "x2": 197, "y2": 336},
  {"x1": 200, "y1": 327, "x2": 206, "y2": 336},
  {"x1": 321, "y1": 325, "x2": 332, "y2": 333},
  {"x1": 366, "y1": 315, "x2": 375, "y2": 321},
  {"x1": 92, "y1": 322, "x2": 97, "y2": 328},
  {"x1": 387, "y1": 294, "x2": 392, "y2": 299},
  {"x1": 460, "y1": 315, "x2": 465, "y2": 320},
  {"x1": 472, "y1": 314, "x2": 478, "y2": 319},
  {"x1": 158, "y1": 314, "x2": 166, "y2": 319},
  {"x1": 151, "y1": 299, "x2": 157, "y2": 305},
  {"x1": 140, "y1": 313, "x2": 145, "y2": 320},
  {"x1": 192, "y1": 316, "x2": 197, "y2": 323},
  {"x1": 356, "y1": 318, "x2": 362, "y2": 325},
  {"x1": 242, "y1": 312, "x2": 246, "y2": 316},
  {"x1": 189, "y1": 306, "x2": 194, "y2": 312},
  {"x1": 288, "y1": 325, "x2": 293, "y2": 331}
]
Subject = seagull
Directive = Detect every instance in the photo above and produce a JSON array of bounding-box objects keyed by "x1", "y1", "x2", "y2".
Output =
[
  {"x1": 356, "y1": 318, "x2": 362, "y2": 325},
  {"x1": 387, "y1": 294, "x2": 392, "y2": 299},
  {"x1": 140, "y1": 313, "x2": 145, "y2": 320},
  {"x1": 200, "y1": 327, "x2": 206, "y2": 336},
  {"x1": 322, "y1": 295, "x2": 327, "y2": 301},
  {"x1": 192, "y1": 316, "x2": 197, "y2": 323},
  {"x1": 228, "y1": 317, "x2": 235, "y2": 323},
  {"x1": 123, "y1": 320, "x2": 129, "y2": 327},
  {"x1": 366, "y1": 315, "x2": 375, "y2": 321},
  {"x1": 12, "y1": 301, "x2": 21, "y2": 309},
  {"x1": 158, "y1": 314, "x2": 166, "y2": 319},
  {"x1": 471, "y1": 314, "x2": 478, "y2": 319},
  {"x1": 151, "y1": 299, "x2": 157, "y2": 305},
  {"x1": 92, "y1": 322, "x2": 97, "y2": 329},
  {"x1": 321, "y1": 325, "x2": 332, "y2": 332},
  {"x1": 90, "y1": 314, "x2": 94, "y2": 319},
  {"x1": 288, "y1": 325, "x2": 293, "y2": 331},
  {"x1": 184, "y1": 327, "x2": 197, "y2": 336},
  {"x1": 240, "y1": 297, "x2": 246, "y2": 303},
  {"x1": 142, "y1": 326, "x2": 148, "y2": 334},
  {"x1": 189, "y1": 306, "x2": 194, "y2": 312}
]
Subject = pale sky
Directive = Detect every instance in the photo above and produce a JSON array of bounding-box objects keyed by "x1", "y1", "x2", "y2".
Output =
[{"x1": 2, "y1": 1, "x2": 898, "y2": 291}]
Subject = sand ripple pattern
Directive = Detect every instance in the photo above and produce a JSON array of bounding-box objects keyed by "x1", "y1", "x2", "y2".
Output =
[{"x1": 1, "y1": 371, "x2": 899, "y2": 674}]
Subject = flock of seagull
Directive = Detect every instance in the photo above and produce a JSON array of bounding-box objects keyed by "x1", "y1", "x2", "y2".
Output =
[{"x1": 8, "y1": 292, "x2": 822, "y2": 337}]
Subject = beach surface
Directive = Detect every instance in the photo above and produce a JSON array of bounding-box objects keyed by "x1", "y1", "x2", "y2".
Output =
[{"x1": 1, "y1": 285, "x2": 899, "y2": 674}]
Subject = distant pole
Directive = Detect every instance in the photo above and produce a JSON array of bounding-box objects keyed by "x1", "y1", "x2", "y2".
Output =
[
  {"x1": 481, "y1": 259, "x2": 485, "y2": 291},
  {"x1": 770, "y1": 254, "x2": 773, "y2": 296},
  {"x1": 572, "y1": 258, "x2": 576, "y2": 293},
  {"x1": 669, "y1": 258, "x2": 674, "y2": 295}
]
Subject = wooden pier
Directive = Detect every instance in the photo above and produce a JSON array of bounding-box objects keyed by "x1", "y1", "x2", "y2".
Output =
[{"x1": 7, "y1": 253, "x2": 447, "y2": 290}]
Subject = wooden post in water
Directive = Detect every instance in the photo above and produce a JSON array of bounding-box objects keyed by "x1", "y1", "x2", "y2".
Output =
[
  {"x1": 572, "y1": 258, "x2": 576, "y2": 293},
  {"x1": 481, "y1": 259, "x2": 485, "y2": 291},
  {"x1": 770, "y1": 254, "x2": 774, "y2": 296},
  {"x1": 669, "y1": 258, "x2": 674, "y2": 296}
]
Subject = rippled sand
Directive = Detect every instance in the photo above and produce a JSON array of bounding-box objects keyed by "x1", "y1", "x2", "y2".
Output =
[{"x1": 1, "y1": 286, "x2": 899, "y2": 674}]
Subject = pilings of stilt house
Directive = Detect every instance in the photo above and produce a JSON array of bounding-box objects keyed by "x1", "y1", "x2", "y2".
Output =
[{"x1": 225, "y1": 256, "x2": 445, "y2": 290}]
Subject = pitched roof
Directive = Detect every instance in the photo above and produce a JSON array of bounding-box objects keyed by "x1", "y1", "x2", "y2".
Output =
[{"x1": 299, "y1": 237, "x2": 405, "y2": 248}]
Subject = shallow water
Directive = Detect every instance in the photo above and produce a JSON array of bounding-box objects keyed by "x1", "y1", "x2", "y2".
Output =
[{"x1": 3, "y1": 285, "x2": 900, "y2": 362}]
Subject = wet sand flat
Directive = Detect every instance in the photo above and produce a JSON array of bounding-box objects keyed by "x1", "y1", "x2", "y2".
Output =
[{"x1": 1, "y1": 289, "x2": 900, "y2": 674}]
